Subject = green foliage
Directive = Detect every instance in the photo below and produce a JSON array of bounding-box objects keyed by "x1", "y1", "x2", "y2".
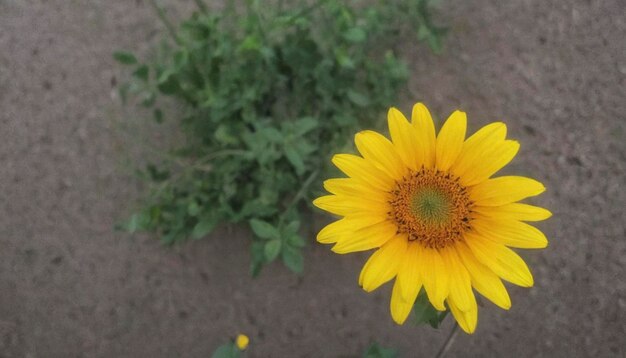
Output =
[
  {"x1": 412, "y1": 290, "x2": 449, "y2": 328},
  {"x1": 115, "y1": 0, "x2": 445, "y2": 275},
  {"x1": 212, "y1": 342, "x2": 242, "y2": 358},
  {"x1": 113, "y1": 51, "x2": 138, "y2": 65},
  {"x1": 364, "y1": 342, "x2": 399, "y2": 358}
]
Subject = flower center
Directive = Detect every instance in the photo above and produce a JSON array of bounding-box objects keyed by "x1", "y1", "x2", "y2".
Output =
[
  {"x1": 410, "y1": 188, "x2": 451, "y2": 224},
  {"x1": 388, "y1": 168, "x2": 473, "y2": 249}
]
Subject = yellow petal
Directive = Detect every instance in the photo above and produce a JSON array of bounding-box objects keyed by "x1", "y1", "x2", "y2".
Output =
[
  {"x1": 397, "y1": 242, "x2": 422, "y2": 301},
  {"x1": 388, "y1": 107, "x2": 422, "y2": 170},
  {"x1": 317, "y1": 216, "x2": 387, "y2": 244},
  {"x1": 473, "y1": 203, "x2": 552, "y2": 222},
  {"x1": 472, "y1": 218, "x2": 549, "y2": 249},
  {"x1": 470, "y1": 176, "x2": 546, "y2": 206},
  {"x1": 436, "y1": 110, "x2": 467, "y2": 171},
  {"x1": 448, "y1": 295, "x2": 478, "y2": 334},
  {"x1": 317, "y1": 219, "x2": 349, "y2": 244},
  {"x1": 332, "y1": 220, "x2": 397, "y2": 254},
  {"x1": 455, "y1": 242, "x2": 511, "y2": 310},
  {"x1": 456, "y1": 122, "x2": 507, "y2": 157},
  {"x1": 323, "y1": 178, "x2": 390, "y2": 203},
  {"x1": 456, "y1": 140, "x2": 520, "y2": 187},
  {"x1": 440, "y1": 247, "x2": 474, "y2": 312},
  {"x1": 411, "y1": 103, "x2": 436, "y2": 168},
  {"x1": 312, "y1": 195, "x2": 388, "y2": 217},
  {"x1": 332, "y1": 154, "x2": 395, "y2": 191},
  {"x1": 464, "y1": 232, "x2": 534, "y2": 287},
  {"x1": 451, "y1": 122, "x2": 507, "y2": 181},
  {"x1": 390, "y1": 276, "x2": 420, "y2": 324},
  {"x1": 355, "y1": 130, "x2": 406, "y2": 179},
  {"x1": 418, "y1": 247, "x2": 449, "y2": 311},
  {"x1": 358, "y1": 235, "x2": 408, "y2": 291}
]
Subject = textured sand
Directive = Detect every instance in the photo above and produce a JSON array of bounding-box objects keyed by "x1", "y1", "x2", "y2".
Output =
[{"x1": 0, "y1": 0, "x2": 624, "y2": 357}]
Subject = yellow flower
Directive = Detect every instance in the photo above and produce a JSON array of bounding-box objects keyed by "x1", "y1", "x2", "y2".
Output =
[
  {"x1": 235, "y1": 334, "x2": 249, "y2": 350},
  {"x1": 313, "y1": 103, "x2": 550, "y2": 334}
]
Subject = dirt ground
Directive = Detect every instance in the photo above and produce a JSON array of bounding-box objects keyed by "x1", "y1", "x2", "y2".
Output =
[{"x1": 1, "y1": 0, "x2": 624, "y2": 357}]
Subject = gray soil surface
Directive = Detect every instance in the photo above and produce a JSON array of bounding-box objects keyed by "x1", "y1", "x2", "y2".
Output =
[{"x1": 1, "y1": 0, "x2": 624, "y2": 357}]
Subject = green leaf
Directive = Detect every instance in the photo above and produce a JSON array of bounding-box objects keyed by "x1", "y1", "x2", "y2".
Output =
[
  {"x1": 249, "y1": 219, "x2": 280, "y2": 240},
  {"x1": 294, "y1": 139, "x2": 316, "y2": 156},
  {"x1": 214, "y1": 125, "x2": 240, "y2": 145},
  {"x1": 239, "y1": 35, "x2": 262, "y2": 52},
  {"x1": 132, "y1": 65, "x2": 149, "y2": 81},
  {"x1": 293, "y1": 117, "x2": 319, "y2": 136},
  {"x1": 260, "y1": 127, "x2": 283, "y2": 143},
  {"x1": 192, "y1": 216, "x2": 217, "y2": 239},
  {"x1": 264, "y1": 239, "x2": 281, "y2": 261},
  {"x1": 282, "y1": 246, "x2": 303, "y2": 274},
  {"x1": 157, "y1": 72, "x2": 181, "y2": 95},
  {"x1": 284, "y1": 220, "x2": 300, "y2": 235},
  {"x1": 427, "y1": 32, "x2": 444, "y2": 54},
  {"x1": 336, "y1": 51, "x2": 355, "y2": 69},
  {"x1": 417, "y1": 24, "x2": 430, "y2": 41},
  {"x1": 363, "y1": 342, "x2": 398, "y2": 358},
  {"x1": 125, "y1": 212, "x2": 150, "y2": 233},
  {"x1": 343, "y1": 27, "x2": 367, "y2": 43},
  {"x1": 113, "y1": 51, "x2": 137, "y2": 65},
  {"x1": 287, "y1": 234, "x2": 306, "y2": 248},
  {"x1": 413, "y1": 290, "x2": 449, "y2": 328},
  {"x1": 285, "y1": 149, "x2": 305, "y2": 175},
  {"x1": 173, "y1": 50, "x2": 189, "y2": 69},
  {"x1": 187, "y1": 201, "x2": 201, "y2": 216},
  {"x1": 211, "y1": 343, "x2": 239, "y2": 358},
  {"x1": 347, "y1": 89, "x2": 370, "y2": 107}
]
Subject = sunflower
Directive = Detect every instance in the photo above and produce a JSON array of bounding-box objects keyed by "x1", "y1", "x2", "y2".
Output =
[{"x1": 313, "y1": 103, "x2": 550, "y2": 334}]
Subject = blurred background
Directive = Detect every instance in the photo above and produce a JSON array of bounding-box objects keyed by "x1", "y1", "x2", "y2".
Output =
[{"x1": 0, "y1": 0, "x2": 624, "y2": 357}]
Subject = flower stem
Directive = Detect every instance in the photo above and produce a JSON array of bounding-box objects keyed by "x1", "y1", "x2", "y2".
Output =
[{"x1": 434, "y1": 322, "x2": 459, "y2": 358}]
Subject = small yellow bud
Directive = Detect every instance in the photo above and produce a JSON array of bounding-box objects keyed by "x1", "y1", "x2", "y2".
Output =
[{"x1": 235, "y1": 334, "x2": 249, "y2": 350}]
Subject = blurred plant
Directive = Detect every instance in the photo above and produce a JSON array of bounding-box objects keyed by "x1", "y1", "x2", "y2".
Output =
[
  {"x1": 212, "y1": 333, "x2": 249, "y2": 358},
  {"x1": 115, "y1": 0, "x2": 446, "y2": 275},
  {"x1": 364, "y1": 342, "x2": 398, "y2": 358},
  {"x1": 412, "y1": 288, "x2": 449, "y2": 329}
]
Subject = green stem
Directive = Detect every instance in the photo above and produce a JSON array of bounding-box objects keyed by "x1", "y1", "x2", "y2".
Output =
[
  {"x1": 434, "y1": 322, "x2": 459, "y2": 358},
  {"x1": 149, "y1": 149, "x2": 249, "y2": 196},
  {"x1": 199, "y1": 149, "x2": 249, "y2": 162},
  {"x1": 280, "y1": 169, "x2": 319, "y2": 224},
  {"x1": 148, "y1": 0, "x2": 181, "y2": 45}
]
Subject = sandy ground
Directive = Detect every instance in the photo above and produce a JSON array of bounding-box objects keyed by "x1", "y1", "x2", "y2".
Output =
[{"x1": 1, "y1": 0, "x2": 624, "y2": 357}]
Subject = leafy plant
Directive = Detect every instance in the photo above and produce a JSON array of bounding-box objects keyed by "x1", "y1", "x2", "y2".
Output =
[
  {"x1": 115, "y1": 0, "x2": 445, "y2": 275},
  {"x1": 212, "y1": 335, "x2": 248, "y2": 358},
  {"x1": 364, "y1": 342, "x2": 399, "y2": 358},
  {"x1": 212, "y1": 343, "x2": 243, "y2": 358},
  {"x1": 412, "y1": 289, "x2": 449, "y2": 328}
]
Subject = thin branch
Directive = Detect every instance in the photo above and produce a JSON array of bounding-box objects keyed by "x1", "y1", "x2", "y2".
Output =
[{"x1": 148, "y1": 0, "x2": 181, "y2": 45}]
